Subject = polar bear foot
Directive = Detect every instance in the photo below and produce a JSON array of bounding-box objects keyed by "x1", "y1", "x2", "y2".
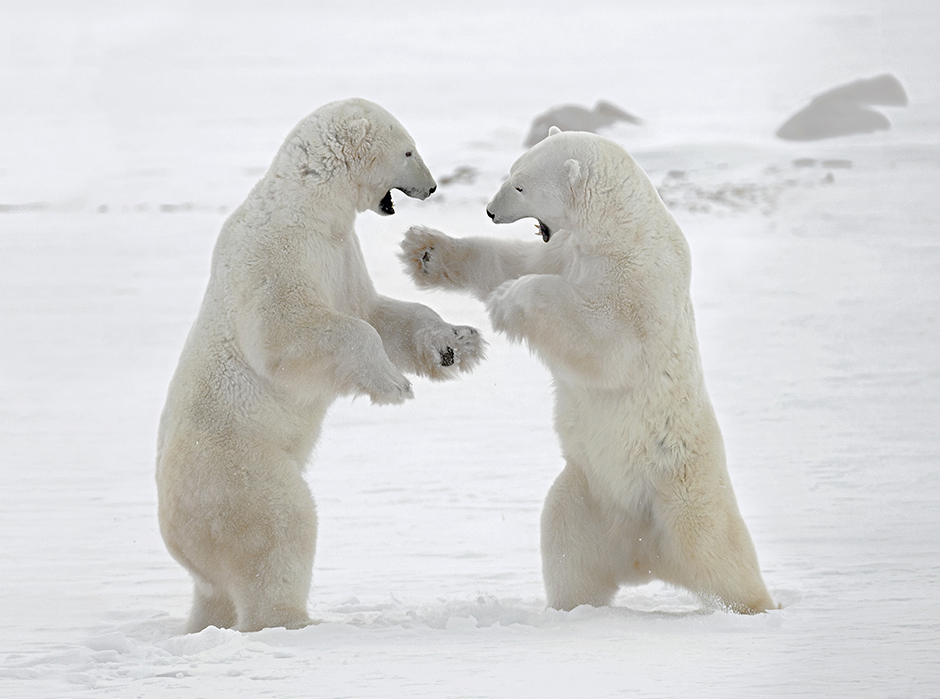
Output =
[
  {"x1": 399, "y1": 225, "x2": 461, "y2": 290},
  {"x1": 188, "y1": 580, "x2": 238, "y2": 633},
  {"x1": 236, "y1": 606, "x2": 312, "y2": 634},
  {"x1": 416, "y1": 322, "x2": 485, "y2": 380},
  {"x1": 363, "y1": 369, "x2": 414, "y2": 406}
]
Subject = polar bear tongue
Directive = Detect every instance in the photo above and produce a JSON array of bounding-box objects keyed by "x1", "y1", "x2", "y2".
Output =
[
  {"x1": 379, "y1": 190, "x2": 395, "y2": 215},
  {"x1": 538, "y1": 220, "x2": 552, "y2": 242}
]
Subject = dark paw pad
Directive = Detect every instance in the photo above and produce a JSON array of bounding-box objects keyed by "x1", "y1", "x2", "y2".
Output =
[{"x1": 440, "y1": 347, "x2": 455, "y2": 366}]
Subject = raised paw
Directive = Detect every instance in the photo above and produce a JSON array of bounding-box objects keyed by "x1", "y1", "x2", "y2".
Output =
[
  {"x1": 440, "y1": 346, "x2": 455, "y2": 367},
  {"x1": 415, "y1": 322, "x2": 486, "y2": 380},
  {"x1": 363, "y1": 364, "x2": 414, "y2": 406},
  {"x1": 399, "y1": 225, "x2": 460, "y2": 290},
  {"x1": 485, "y1": 279, "x2": 527, "y2": 343}
]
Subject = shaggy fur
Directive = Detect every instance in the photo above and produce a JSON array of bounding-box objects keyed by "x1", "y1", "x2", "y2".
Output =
[
  {"x1": 157, "y1": 99, "x2": 484, "y2": 633},
  {"x1": 400, "y1": 129, "x2": 774, "y2": 613}
]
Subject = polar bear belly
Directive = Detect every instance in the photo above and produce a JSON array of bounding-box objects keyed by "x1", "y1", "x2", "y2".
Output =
[{"x1": 553, "y1": 384, "x2": 668, "y2": 510}]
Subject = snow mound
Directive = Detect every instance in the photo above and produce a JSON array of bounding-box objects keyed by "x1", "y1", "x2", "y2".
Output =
[
  {"x1": 776, "y1": 74, "x2": 908, "y2": 141},
  {"x1": 524, "y1": 100, "x2": 641, "y2": 147}
]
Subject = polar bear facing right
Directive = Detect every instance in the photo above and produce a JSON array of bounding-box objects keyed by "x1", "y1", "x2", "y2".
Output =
[
  {"x1": 400, "y1": 129, "x2": 775, "y2": 613},
  {"x1": 157, "y1": 99, "x2": 484, "y2": 634}
]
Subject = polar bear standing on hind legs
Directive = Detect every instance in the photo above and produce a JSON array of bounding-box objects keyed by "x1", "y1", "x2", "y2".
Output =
[
  {"x1": 156, "y1": 99, "x2": 484, "y2": 633},
  {"x1": 401, "y1": 127, "x2": 774, "y2": 613}
]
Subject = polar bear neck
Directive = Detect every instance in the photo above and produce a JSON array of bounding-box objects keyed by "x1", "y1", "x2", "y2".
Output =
[
  {"x1": 562, "y1": 143, "x2": 677, "y2": 258},
  {"x1": 246, "y1": 162, "x2": 361, "y2": 242},
  {"x1": 576, "y1": 185, "x2": 680, "y2": 261},
  {"x1": 263, "y1": 124, "x2": 370, "y2": 211}
]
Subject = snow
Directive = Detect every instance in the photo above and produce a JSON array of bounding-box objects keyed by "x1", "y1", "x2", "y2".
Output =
[{"x1": 1, "y1": 0, "x2": 938, "y2": 696}]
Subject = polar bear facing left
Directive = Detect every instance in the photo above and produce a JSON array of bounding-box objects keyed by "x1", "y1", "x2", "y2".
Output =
[
  {"x1": 156, "y1": 99, "x2": 484, "y2": 633},
  {"x1": 401, "y1": 129, "x2": 774, "y2": 614}
]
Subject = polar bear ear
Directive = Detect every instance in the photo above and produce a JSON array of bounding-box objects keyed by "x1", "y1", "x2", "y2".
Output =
[
  {"x1": 548, "y1": 125, "x2": 562, "y2": 137},
  {"x1": 347, "y1": 118, "x2": 370, "y2": 151},
  {"x1": 565, "y1": 158, "x2": 583, "y2": 186}
]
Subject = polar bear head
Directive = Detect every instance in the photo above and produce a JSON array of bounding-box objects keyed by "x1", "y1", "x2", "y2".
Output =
[
  {"x1": 485, "y1": 126, "x2": 579, "y2": 243},
  {"x1": 277, "y1": 98, "x2": 437, "y2": 216},
  {"x1": 486, "y1": 128, "x2": 661, "y2": 251}
]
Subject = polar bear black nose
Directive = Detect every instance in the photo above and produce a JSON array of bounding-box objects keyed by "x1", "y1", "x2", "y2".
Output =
[
  {"x1": 428, "y1": 186, "x2": 436, "y2": 196},
  {"x1": 486, "y1": 209, "x2": 496, "y2": 220}
]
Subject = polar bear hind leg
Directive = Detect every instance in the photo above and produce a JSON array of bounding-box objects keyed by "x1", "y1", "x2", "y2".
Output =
[
  {"x1": 163, "y1": 451, "x2": 318, "y2": 633},
  {"x1": 651, "y1": 487, "x2": 776, "y2": 614},
  {"x1": 188, "y1": 577, "x2": 237, "y2": 632},
  {"x1": 179, "y1": 517, "x2": 315, "y2": 632},
  {"x1": 226, "y1": 477, "x2": 317, "y2": 632},
  {"x1": 540, "y1": 462, "x2": 656, "y2": 610},
  {"x1": 541, "y1": 460, "x2": 773, "y2": 613},
  {"x1": 229, "y1": 543, "x2": 314, "y2": 633}
]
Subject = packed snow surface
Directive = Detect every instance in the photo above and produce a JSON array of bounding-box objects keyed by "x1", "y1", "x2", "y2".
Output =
[{"x1": 1, "y1": 1, "x2": 938, "y2": 697}]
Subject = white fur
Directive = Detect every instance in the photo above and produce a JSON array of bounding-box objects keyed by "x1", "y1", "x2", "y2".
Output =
[
  {"x1": 400, "y1": 130, "x2": 774, "y2": 613},
  {"x1": 156, "y1": 99, "x2": 484, "y2": 633}
]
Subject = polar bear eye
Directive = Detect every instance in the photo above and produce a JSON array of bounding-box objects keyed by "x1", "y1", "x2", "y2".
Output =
[
  {"x1": 405, "y1": 151, "x2": 413, "y2": 157},
  {"x1": 515, "y1": 186, "x2": 523, "y2": 193}
]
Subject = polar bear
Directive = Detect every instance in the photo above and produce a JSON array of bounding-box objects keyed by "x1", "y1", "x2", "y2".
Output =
[
  {"x1": 156, "y1": 98, "x2": 484, "y2": 633},
  {"x1": 400, "y1": 128, "x2": 774, "y2": 613}
]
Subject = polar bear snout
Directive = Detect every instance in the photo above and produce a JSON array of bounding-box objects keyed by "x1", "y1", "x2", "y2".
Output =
[
  {"x1": 484, "y1": 206, "x2": 525, "y2": 229},
  {"x1": 485, "y1": 207, "x2": 513, "y2": 224},
  {"x1": 396, "y1": 152, "x2": 437, "y2": 201},
  {"x1": 405, "y1": 184, "x2": 436, "y2": 200},
  {"x1": 396, "y1": 183, "x2": 436, "y2": 201},
  {"x1": 485, "y1": 187, "x2": 525, "y2": 226}
]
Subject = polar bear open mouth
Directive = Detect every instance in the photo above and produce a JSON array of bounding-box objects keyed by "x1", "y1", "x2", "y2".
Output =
[
  {"x1": 380, "y1": 190, "x2": 395, "y2": 215},
  {"x1": 537, "y1": 220, "x2": 552, "y2": 242}
]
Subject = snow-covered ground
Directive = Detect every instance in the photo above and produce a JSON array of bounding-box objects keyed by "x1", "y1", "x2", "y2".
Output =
[{"x1": 1, "y1": 1, "x2": 938, "y2": 696}]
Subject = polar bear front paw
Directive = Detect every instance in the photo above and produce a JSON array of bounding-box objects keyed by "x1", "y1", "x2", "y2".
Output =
[
  {"x1": 400, "y1": 225, "x2": 460, "y2": 290},
  {"x1": 364, "y1": 366, "x2": 415, "y2": 406},
  {"x1": 486, "y1": 279, "x2": 528, "y2": 343},
  {"x1": 416, "y1": 323, "x2": 486, "y2": 380}
]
